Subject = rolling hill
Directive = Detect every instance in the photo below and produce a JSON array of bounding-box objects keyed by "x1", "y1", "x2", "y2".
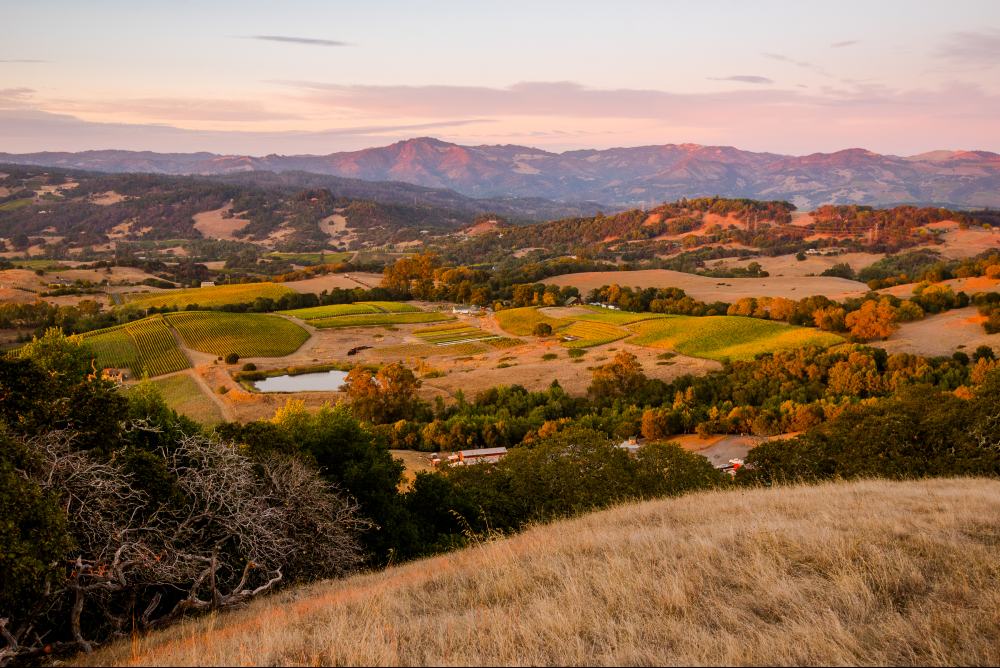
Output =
[
  {"x1": 5, "y1": 138, "x2": 1000, "y2": 209},
  {"x1": 78, "y1": 477, "x2": 1000, "y2": 666}
]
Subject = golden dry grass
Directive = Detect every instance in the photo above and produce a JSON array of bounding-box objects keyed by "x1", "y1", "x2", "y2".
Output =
[
  {"x1": 79, "y1": 477, "x2": 1000, "y2": 667},
  {"x1": 543, "y1": 269, "x2": 869, "y2": 302}
]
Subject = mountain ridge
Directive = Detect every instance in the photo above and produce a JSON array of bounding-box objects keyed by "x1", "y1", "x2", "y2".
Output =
[{"x1": 4, "y1": 137, "x2": 1000, "y2": 209}]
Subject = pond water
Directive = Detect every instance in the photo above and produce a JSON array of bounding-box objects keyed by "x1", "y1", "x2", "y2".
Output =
[{"x1": 253, "y1": 370, "x2": 349, "y2": 393}]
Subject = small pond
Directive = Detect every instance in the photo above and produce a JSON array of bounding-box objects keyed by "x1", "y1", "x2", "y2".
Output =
[{"x1": 253, "y1": 370, "x2": 349, "y2": 393}]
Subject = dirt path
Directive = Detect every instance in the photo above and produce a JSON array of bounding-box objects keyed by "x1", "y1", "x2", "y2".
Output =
[{"x1": 163, "y1": 320, "x2": 235, "y2": 421}]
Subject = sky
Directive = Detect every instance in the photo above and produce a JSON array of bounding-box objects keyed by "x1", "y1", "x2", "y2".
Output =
[{"x1": 1, "y1": 0, "x2": 999, "y2": 155}]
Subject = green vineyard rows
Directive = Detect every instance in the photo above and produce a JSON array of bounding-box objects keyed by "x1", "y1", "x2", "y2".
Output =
[
  {"x1": 167, "y1": 312, "x2": 310, "y2": 358},
  {"x1": 82, "y1": 315, "x2": 190, "y2": 378}
]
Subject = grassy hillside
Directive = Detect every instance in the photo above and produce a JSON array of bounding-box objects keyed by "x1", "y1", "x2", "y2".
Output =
[
  {"x1": 629, "y1": 314, "x2": 844, "y2": 361},
  {"x1": 82, "y1": 478, "x2": 1000, "y2": 666}
]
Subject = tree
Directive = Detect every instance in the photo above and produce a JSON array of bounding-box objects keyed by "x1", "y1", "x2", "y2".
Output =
[
  {"x1": 533, "y1": 322, "x2": 553, "y2": 336},
  {"x1": 15, "y1": 327, "x2": 92, "y2": 387},
  {"x1": 813, "y1": 305, "x2": 847, "y2": 332},
  {"x1": 588, "y1": 351, "x2": 647, "y2": 402},
  {"x1": 345, "y1": 363, "x2": 424, "y2": 424},
  {"x1": 633, "y1": 441, "x2": 725, "y2": 497},
  {"x1": 268, "y1": 401, "x2": 416, "y2": 560},
  {"x1": 845, "y1": 298, "x2": 898, "y2": 341}
]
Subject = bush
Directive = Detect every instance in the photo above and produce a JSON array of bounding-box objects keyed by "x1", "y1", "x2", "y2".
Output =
[
  {"x1": 567, "y1": 348, "x2": 587, "y2": 358},
  {"x1": 242, "y1": 362, "x2": 257, "y2": 371},
  {"x1": 542, "y1": 353, "x2": 558, "y2": 361},
  {"x1": 533, "y1": 322, "x2": 553, "y2": 336},
  {"x1": 225, "y1": 352, "x2": 240, "y2": 364}
]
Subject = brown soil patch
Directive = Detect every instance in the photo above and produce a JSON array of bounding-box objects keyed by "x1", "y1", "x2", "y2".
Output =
[
  {"x1": 89, "y1": 191, "x2": 125, "y2": 206},
  {"x1": 544, "y1": 269, "x2": 868, "y2": 301},
  {"x1": 790, "y1": 212, "x2": 815, "y2": 227},
  {"x1": 463, "y1": 219, "x2": 500, "y2": 236},
  {"x1": 193, "y1": 204, "x2": 250, "y2": 241}
]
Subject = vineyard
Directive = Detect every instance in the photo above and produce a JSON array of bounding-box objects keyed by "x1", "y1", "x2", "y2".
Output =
[
  {"x1": 81, "y1": 315, "x2": 190, "y2": 378},
  {"x1": 413, "y1": 322, "x2": 498, "y2": 345},
  {"x1": 309, "y1": 312, "x2": 451, "y2": 328},
  {"x1": 495, "y1": 307, "x2": 570, "y2": 336},
  {"x1": 281, "y1": 301, "x2": 420, "y2": 321},
  {"x1": 570, "y1": 306, "x2": 668, "y2": 326},
  {"x1": 167, "y1": 312, "x2": 310, "y2": 357},
  {"x1": 627, "y1": 316, "x2": 844, "y2": 361},
  {"x1": 281, "y1": 303, "x2": 380, "y2": 320},
  {"x1": 124, "y1": 282, "x2": 295, "y2": 310},
  {"x1": 559, "y1": 321, "x2": 630, "y2": 348},
  {"x1": 362, "y1": 301, "x2": 421, "y2": 313}
]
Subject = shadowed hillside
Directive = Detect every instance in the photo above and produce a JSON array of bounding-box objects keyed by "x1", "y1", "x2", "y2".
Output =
[{"x1": 80, "y1": 478, "x2": 1000, "y2": 667}]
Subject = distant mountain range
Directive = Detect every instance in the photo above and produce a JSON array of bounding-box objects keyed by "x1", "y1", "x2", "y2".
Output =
[{"x1": 4, "y1": 138, "x2": 1000, "y2": 209}]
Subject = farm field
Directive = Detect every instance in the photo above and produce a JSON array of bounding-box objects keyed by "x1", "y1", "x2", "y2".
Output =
[
  {"x1": 495, "y1": 307, "x2": 570, "y2": 336},
  {"x1": 628, "y1": 315, "x2": 844, "y2": 361},
  {"x1": 281, "y1": 303, "x2": 380, "y2": 319},
  {"x1": 124, "y1": 282, "x2": 295, "y2": 310},
  {"x1": 543, "y1": 269, "x2": 869, "y2": 302},
  {"x1": 267, "y1": 251, "x2": 352, "y2": 264},
  {"x1": 148, "y1": 373, "x2": 224, "y2": 426},
  {"x1": 559, "y1": 320, "x2": 630, "y2": 348},
  {"x1": 280, "y1": 301, "x2": 420, "y2": 320},
  {"x1": 283, "y1": 272, "x2": 385, "y2": 293},
  {"x1": 413, "y1": 321, "x2": 497, "y2": 345},
  {"x1": 542, "y1": 305, "x2": 668, "y2": 326},
  {"x1": 309, "y1": 312, "x2": 451, "y2": 329},
  {"x1": 81, "y1": 315, "x2": 190, "y2": 378},
  {"x1": 167, "y1": 312, "x2": 309, "y2": 357}
]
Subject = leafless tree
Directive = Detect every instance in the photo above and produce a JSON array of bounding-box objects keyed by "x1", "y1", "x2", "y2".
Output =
[{"x1": 1, "y1": 429, "x2": 368, "y2": 665}]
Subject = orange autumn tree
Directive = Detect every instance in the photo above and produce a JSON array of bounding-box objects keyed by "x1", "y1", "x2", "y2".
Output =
[
  {"x1": 345, "y1": 362, "x2": 423, "y2": 423},
  {"x1": 845, "y1": 298, "x2": 899, "y2": 341}
]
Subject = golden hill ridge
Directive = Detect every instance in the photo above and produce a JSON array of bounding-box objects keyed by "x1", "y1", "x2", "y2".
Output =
[{"x1": 81, "y1": 478, "x2": 1000, "y2": 667}]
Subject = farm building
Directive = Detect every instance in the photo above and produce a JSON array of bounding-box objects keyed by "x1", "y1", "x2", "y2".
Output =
[
  {"x1": 616, "y1": 438, "x2": 641, "y2": 455},
  {"x1": 431, "y1": 447, "x2": 508, "y2": 466}
]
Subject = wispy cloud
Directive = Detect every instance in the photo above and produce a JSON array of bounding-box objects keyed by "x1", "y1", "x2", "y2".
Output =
[
  {"x1": 938, "y1": 30, "x2": 1000, "y2": 65},
  {"x1": 0, "y1": 87, "x2": 36, "y2": 109},
  {"x1": 830, "y1": 40, "x2": 859, "y2": 48},
  {"x1": 707, "y1": 75, "x2": 774, "y2": 84},
  {"x1": 245, "y1": 35, "x2": 350, "y2": 47},
  {"x1": 762, "y1": 52, "x2": 832, "y2": 77},
  {"x1": 50, "y1": 96, "x2": 303, "y2": 123}
]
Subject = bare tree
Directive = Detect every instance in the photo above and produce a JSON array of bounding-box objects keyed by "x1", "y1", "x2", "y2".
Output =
[{"x1": 1, "y1": 429, "x2": 368, "y2": 665}]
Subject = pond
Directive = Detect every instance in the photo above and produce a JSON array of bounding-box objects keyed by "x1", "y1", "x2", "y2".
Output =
[{"x1": 253, "y1": 369, "x2": 349, "y2": 393}]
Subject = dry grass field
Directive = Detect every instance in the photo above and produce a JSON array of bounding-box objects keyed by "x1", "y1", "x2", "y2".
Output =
[
  {"x1": 544, "y1": 269, "x2": 868, "y2": 302},
  {"x1": 709, "y1": 251, "x2": 886, "y2": 278},
  {"x1": 920, "y1": 221, "x2": 1000, "y2": 259},
  {"x1": 879, "y1": 275, "x2": 1000, "y2": 299},
  {"x1": 874, "y1": 306, "x2": 1000, "y2": 358},
  {"x1": 191, "y1": 204, "x2": 250, "y2": 240},
  {"x1": 283, "y1": 272, "x2": 386, "y2": 293},
  {"x1": 79, "y1": 477, "x2": 1000, "y2": 667}
]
